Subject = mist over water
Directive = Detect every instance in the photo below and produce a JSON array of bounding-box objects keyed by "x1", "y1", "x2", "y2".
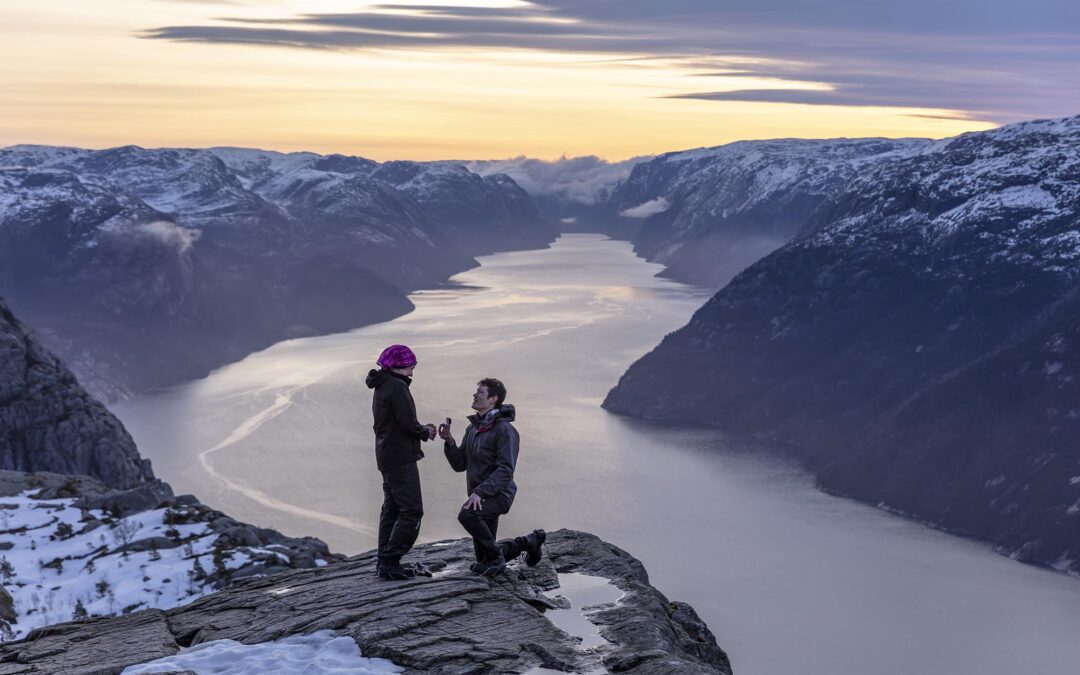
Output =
[{"x1": 114, "y1": 235, "x2": 1080, "y2": 675}]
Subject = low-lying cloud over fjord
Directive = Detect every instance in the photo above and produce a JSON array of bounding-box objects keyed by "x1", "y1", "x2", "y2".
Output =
[
  {"x1": 620, "y1": 197, "x2": 671, "y2": 219},
  {"x1": 467, "y1": 155, "x2": 643, "y2": 205}
]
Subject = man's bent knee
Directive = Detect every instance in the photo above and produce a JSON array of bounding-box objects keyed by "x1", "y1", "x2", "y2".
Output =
[{"x1": 457, "y1": 508, "x2": 479, "y2": 525}]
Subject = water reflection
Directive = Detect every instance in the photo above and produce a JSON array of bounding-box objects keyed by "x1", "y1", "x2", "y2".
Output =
[{"x1": 115, "y1": 235, "x2": 1080, "y2": 675}]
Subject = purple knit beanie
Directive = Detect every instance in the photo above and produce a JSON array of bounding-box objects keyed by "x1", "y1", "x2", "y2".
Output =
[{"x1": 377, "y1": 344, "x2": 417, "y2": 369}]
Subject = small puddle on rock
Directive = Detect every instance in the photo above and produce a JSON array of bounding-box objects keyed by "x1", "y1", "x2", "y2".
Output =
[{"x1": 541, "y1": 572, "x2": 624, "y2": 650}]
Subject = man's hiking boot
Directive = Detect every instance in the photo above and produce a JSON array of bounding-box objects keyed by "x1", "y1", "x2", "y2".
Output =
[
  {"x1": 378, "y1": 563, "x2": 416, "y2": 581},
  {"x1": 510, "y1": 529, "x2": 546, "y2": 567},
  {"x1": 515, "y1": 529, "x2": 546, "y2": 567}
]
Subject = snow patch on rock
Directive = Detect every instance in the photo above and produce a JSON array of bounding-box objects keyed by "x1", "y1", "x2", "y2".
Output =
[
  {"x1": 121, "y1": 629, "x2": 402, "y2": 674},
  {"x1": 0, "y1": 491, "x2": 287, "y2": 642}
]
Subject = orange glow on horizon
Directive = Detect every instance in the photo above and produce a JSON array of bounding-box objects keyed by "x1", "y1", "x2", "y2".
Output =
[{"x1": 0, "y1": 1, "x2": 997, "y2": 161}]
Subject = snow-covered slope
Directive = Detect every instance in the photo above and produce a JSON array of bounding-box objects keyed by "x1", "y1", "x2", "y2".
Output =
[
  {"x1": 2, "y1": 490, "x2": 222, "y2": 640},
  {"x1": 605, "y1": 115, "x2": 1080, "y2": 576},
  {"x1": 613, "y1": 138, "x2": 929, "y2": 286},
  {"x1": 802, "y1": 116, "x2": 1080, "y2": 265},
  {"x1": 0, "y1": 473, "x2": 335, "y2": 643},
  {"x1": 370, "y1": 161, "x2": 551, "y2": 253}
]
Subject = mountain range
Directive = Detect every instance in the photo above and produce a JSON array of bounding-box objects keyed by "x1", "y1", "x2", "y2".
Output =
[
  {"x1": 0, "y1": 145, "x2": 554, "y2": 401},
  {"x1": 604, "y1": 116, "x2": 1080, "y2": 575},
  {"x1": 5, "y1": 117, "x2": 1079, "y2": 580}
]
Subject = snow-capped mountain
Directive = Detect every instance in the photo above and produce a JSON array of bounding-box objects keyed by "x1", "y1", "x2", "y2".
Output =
[
  {"x1": 371, "y1": 161, "x2": 550, "y2": 254},
  {"x1": 604, "y1": 116, "x2": 1080, "y2": 575},
  {"x1": 612, "y1": 138, "x2": 928, "y2": 287},
  {"x1": 0, "y1": 145, "x2": 554, "y2": 400},
  {"x1": 70, "y1": 147, "x2": 285, "y2": 229}
]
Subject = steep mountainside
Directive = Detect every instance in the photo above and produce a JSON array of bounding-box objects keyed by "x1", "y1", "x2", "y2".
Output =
[
  {"x1": 0, "y1": 310, "x2": 339, "y2": 644},
  {"x1": 0, "y1": 145, "x2": 553, "y2": 400},
  {"x1": 613, "y1": 138, "x2": 927, "y2": 287},
  {"x1": 0, "y1": 296, "x2": 151, "y2": 488},
  {"x1": 605, "y1": 116, "x2": 1080, "y2": 575}
]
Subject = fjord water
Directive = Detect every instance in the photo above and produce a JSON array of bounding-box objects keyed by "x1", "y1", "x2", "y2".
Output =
[{"x1": 114, "y1": 235, "x2": 1080, "y2": 675}]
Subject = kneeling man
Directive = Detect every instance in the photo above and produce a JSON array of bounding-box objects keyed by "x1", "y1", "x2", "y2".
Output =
[{"x1": 439, "y1": 378, "x2": 544, "y2": 576}]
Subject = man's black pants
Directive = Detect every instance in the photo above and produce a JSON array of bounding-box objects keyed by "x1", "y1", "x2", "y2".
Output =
[
  {"x1": 378, "y1": 461, "x2": 423, "y2": 567},
  {"x1": 457, "y1": 494, "x2": 525, "y2": 563}
]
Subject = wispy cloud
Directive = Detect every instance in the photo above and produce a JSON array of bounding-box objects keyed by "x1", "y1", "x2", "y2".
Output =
[
  {"x1": 135, "y1": 220, "x2": 201, "y2": 253},
  {"x1": 621, "y1": 197, "x2": 670, "y2": 219},
  {"x1": 139, "y1": 1, "x2": 1080, "y2": 123}
]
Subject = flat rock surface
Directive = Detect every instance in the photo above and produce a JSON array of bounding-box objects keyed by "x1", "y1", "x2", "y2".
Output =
[{"x1": 0, "y1": 530, "x2": 732, "y2": 674}]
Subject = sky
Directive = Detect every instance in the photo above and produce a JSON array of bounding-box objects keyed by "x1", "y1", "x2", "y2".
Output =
[{"x1": 1, "y1": 0, "x2": 1077, "y2": 160}]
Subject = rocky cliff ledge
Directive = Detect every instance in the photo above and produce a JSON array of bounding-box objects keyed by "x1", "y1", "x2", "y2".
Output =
[
  {"x1": 0, "y1": 530, "x2": 731, "y2": 674},
  {"x1": 0, "y1": 470, "x2": 337, "y2": 642}
]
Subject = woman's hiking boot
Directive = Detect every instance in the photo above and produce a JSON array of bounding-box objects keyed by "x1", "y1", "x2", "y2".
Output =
[
  {"x1": 378, "y1": 563, "x2": 417, "y2": 581},
  {"x1": 472, "y1": 558, "x2": 506, "y2": 577}
]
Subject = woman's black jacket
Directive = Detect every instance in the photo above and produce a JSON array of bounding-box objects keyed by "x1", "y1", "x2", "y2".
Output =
[{"x1": 366, "y1": 369, "x2": 428, "y2": 471}]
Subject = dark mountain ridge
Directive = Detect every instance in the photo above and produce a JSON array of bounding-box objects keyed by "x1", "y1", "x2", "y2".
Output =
[
  {"x1": 609, "y1": 138, "x2": 929, "y2": 288},
  {"x1": 604, "y1": 115, "x2": 1080, "y2": 576}
]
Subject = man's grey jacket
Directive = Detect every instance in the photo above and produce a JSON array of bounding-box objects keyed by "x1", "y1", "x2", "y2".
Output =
[{"x1": 444, "y1": 404, "x2": 519, "y2": 505}]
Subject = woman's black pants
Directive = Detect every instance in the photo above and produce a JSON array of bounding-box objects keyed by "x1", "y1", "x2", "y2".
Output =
[{"x1": 377, "y1": 461, "x2": 423, "y2": 567}]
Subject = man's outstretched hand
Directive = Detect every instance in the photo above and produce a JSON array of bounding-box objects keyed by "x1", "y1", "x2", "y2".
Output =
[
  {"x1": 438, "y1": 424, "x2": 455, "y2": 445},
  {"x1": 461, "y1": 493, "x2": 482, "y2": 511},
  {"x1": 423, "y1": 423, "x2": 437, "y2": 441}
]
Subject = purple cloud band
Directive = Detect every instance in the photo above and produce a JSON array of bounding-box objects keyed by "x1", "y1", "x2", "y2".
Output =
[{"x1": 142, "y1": 1, "x2": 1080, "y2": 122}]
